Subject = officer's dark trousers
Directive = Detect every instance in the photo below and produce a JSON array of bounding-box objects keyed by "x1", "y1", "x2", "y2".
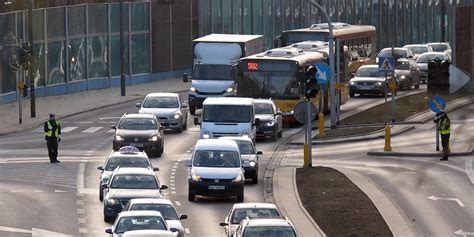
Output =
[
  {"x1": 441, "y1": 134, "x2": 450, "y2": 159},
  {"x1": 46, "y1": 139, "x2": 59, "y2": 162}
]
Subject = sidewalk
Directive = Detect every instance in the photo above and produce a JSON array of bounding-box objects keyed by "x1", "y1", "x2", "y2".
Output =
[{"x1": 0, "y1": 78, "x2": 189, "y2": 135}]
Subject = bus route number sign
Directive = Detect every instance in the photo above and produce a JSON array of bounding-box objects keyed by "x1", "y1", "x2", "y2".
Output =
[{"x1": 247, "y1": 62, "x2": 259, "y2": 71}]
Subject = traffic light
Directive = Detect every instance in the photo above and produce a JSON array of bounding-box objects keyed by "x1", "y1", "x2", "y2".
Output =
[
  {"x1": 19, "y1": 42, "x2": 32, "y2": 70},
  {"x1": 304, "y1": 65, "x2": 318, "y2": 99},
  {"x1": 439, "y1": 60, "x2": 450, "y2": 93},
  {"x1": 427, "y1": 59, "x2": 450, "y2": 94},
  {"x1": 427, "y1": 60, "x2": 439, "y2": 93}
]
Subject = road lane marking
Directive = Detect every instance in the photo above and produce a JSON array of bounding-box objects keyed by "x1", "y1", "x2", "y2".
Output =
[
  {"x1": 33, "y1": 190, "x2": 46, "y2": 193},
  {"x1": 77, "y1": 209, "x2": 85, "y2": 214},
  {"x1": 171, "y1": 172, "x2": 176, "y2": 175},
  {"x1": 78, "y1": 218, "x2": 86, "y2": 224},
  {"x1": 76, "y1": 200, "x2": 85, "y2": 205},
  {"x1": 54, "y1": 190, "x2": 67, "y2": 193},
  {"x1": 76, "y1": 163, "x2": 85, "y2": 191},
  {"x1": 175, "y1": 201, "x2": 181, "y2": 206},
  {"x1": 172, "y1": 169, "x2": 176, "y2": 172},
  {"x1": 107, "y1": 129, "x2": 115, "y2": 133},
  {"x1": 78, "y1": 227, "x2": 87, "y2": 234},
  {"x1": 31, "y1": 127, "x2": 44, "y2": 133},
  {"x1": 74, "y1": 121, "x2": 93, "y2": 124},
  {"x1": 427, "y1": 196, "x2": 465, "y2": 207},
  {"x1": 454, "y1": 229, "x2": 474, "y2": 236},
  {"x1": 99, "y1": 117, "x2": 121, "y2": 120},
  {"x1": 81, "y1": 127, "x2": 103, "y2": 133},
  {"x1": 184, "y1": 228, "x2": 190, "y2": 234},
  {"x1": 61, "y1": 127, "x2": 78, "y2": 133},
  {"x1": 171, "y1": 191, "x2": 176, "y2": 194}
]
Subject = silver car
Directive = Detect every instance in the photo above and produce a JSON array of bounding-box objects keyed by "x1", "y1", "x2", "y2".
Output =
[
  {"x1": 403, "y1": 44, "x2": 433, "y2": 58},
  {"x1": 138, "y1": 93, "x2": 189, "y2": 133},
  {"x1": 394, "y1": 59, "x2": 420, "y2": 90},
  {"x1": 416, "y1": 52, "x2": 451, "y2": 83}
]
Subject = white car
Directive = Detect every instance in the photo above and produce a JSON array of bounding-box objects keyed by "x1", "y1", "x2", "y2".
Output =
[
  {"x1": 403, "y1": 44, "x2": 433, "y2": 58},
  {"x1": 219, "y1": 203, "x2": 281, "y2": 237},
  {"x1": 105, "y1": 211, "x2": 178, "y2": 237},
  {"x1": 233, "y1": 217, "x2": 297, "y2": 237},
  {"x1": 124, "y1": 230, "x2": 176, "y2": 237},
  {"x1": 137, "y1": 93, "x2": 189, "y2": 133},
  {"x1": 219, "y1": 136, "x2": 262, "y2": 184},
  {"x1": 427, "y1": 42, "x2": 451, "y2": 53},
  {"x1": 123, "y1": 198, "x2": 187, "y2": 237}
]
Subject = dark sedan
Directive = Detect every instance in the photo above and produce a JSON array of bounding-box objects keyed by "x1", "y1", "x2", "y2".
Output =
[{"x1": 349, "y1": 65, "x2": 397, "y2": 97}]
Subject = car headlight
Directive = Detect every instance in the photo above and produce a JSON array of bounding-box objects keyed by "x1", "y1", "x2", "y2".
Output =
[
  {"x1": 400, "y1": 75, "x2": 406, "y2": 80},
  {"x1": 190, "y1": 87, "x2": 196, "y2": 92},
  {"x1": 376, "y1": 82, "x2": 383, "y2": 86},
  {"x1": 173, "y1": 113, "x2": 181, "y2": 119},
  {"x1": 191, "y1": 173, "x2": 202, "y2": 182},
  {"x1": 226, "y1": 87, "x2": 234, "y2": 93},
  {"x1": 107, "y1": 198, "x2": 119, "y2": 206},
  {"x1": 249, "y1": 161, "x2": 256, "y2": 167},
  {"x1": 232, "y1": 175, "x2": 243, "y2": 183},
  {"x1": 149, "y1": 135, "x2": 158, "y2": 142},
  {"x1": 115, "y1": 135, "x2": 124, "y2": 141},
  {"x1": 202, "y1": 130, "x2": 210, "y2": 139},
  {"x1": 265, "y1": 120, "x2": 275, "y2": 127},
  {"x1": 350, "y1": 81, "x2": 355, "y2": 85}
]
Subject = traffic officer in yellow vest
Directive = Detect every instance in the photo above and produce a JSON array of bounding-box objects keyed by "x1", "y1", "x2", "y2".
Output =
[
  {"x1": 44, "y1": 113, "x2": 61, "y2": 163},
  {"x1": 434, "y1": 111, "x2": 450, "y2": 161}
]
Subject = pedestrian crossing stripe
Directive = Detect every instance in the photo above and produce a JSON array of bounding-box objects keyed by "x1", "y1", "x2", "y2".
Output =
[
  {"x1": 107, "y1": 129, "x2": 115, "y2": 133},
  {"x1": 81, "y1": 127, "x2": 103, "y2": 133},
  {"x1": 62, "y1": 127, "x2": 78, "y2": 133}
]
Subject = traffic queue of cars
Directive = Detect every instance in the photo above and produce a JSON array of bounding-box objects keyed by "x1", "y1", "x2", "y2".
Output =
[{"x1": 349, "y1": 42, "x2": 451, "y2": 97}]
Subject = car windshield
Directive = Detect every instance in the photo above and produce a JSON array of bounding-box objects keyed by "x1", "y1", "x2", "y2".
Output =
[
  {"x1": 429, "y1": 44, "x2": 448, "y2": 52},
  {"x1": 142, "y1": 97, "x2": 179, "y2": 108},
  {"x1": 202, "y1": 105, "x2": 251, "y2": 123},
  {"x1": 194, "y1": 64, "x2": 233, "y2": 80},
  {"x1": 111, "y1": 174, "x2": 159, "y2": 189},
  {"x1": 118, "y1": 118, "x2": 157, "y2": 130},
  {"x1": 395, "y1": 61, "x2": 410, "y2": 70},
  {"x1": 378, "y1": 49, "x2": 407, "y2": 58},
  {"x1": 255, "y1": 103, "x2": 274, "y2": 115},
  {"x1": 243, "y1": 226, "x2": 296, "y2": 237},
  {"x1": 231, "y1": 208, "x2": 280, "y2": 224},
  {"x1": 129, "y1": 204, "x2": 179, "y2": 220},
  {"x1": 234, "y1": 140, "x2": 255, "y2": 155},
  {"x1": 406, "y1": 46, "x2": 428, "y2": 54},
  {"x1": 193, "y1": 150, "x2": 240, "y2": 168},
  {"x1": 115, "y1": 216, "x2": 167, "y2": 234},
  {"x1": 105, "y1": 157, "x2": 150, "y2": 171},
  {"x1": 417, "y1": 54, "x2": 446, "y2": 63},
  {"x1": 356, "y1": 68, "x2": 385, "y2": 77}
]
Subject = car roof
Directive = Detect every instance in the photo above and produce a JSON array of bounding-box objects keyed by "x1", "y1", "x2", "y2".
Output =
[
  {"x1": 380, "y1": 47, "x2": 407, "y2": 51},
  {"x1": 109, "y1": 150, "x2": 149, "y2": 158},
  {"x1": 195, "y1": 139, "x2": 240, "y2": 151},
  {"x1": 128, "y1": 198, "x2": 173, "y2": 206},
  {"x1": 122, "y1": 113, "x2": 156, "y2": 119},
  {"x1": 145, "y1": 93, "x2": 179, "y2": 98},
  {"x1": 118, "y1": 210, "x2": 164, "y2": 218},
  {"x1": 244, "y1": 218, "x2": 293, "y2": 227},
  {"x1": 253, "y1": 99, "x2": 275, "y2": 105},
  {"x1": 113, "y1": 167, "x2": 155, "y2": 175},
  {"x1": 232, "y1": 203, "x2": 278, "y2": 210},
  {"x1": 358, "y1": 64, "x2": 378, "y2": 69},
  {"x1": 418, "y1": 52, "x2": 447, "y2": 56},
  {"x1": 403, "y1": 44, "x2": 428, "y2": 48},
  {"x1": 219, "y1": 136, "x2": 253, "y2": 142},
  {"x1": 203, "y1": 97, "x2": 253, "y2": 106},
  {"x1": 427, "y1": 42, "x2": 450, "y2": 45}
]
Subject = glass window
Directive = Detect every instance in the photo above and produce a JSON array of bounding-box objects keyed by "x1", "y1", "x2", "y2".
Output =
[
  {"x1": 255, "y1": 103, "x2": 274, "y2": 115},
  {"x1": 88, "y1": 36, "x2": 109, "y2": 78},
  {"x1": 131, "y1": 34, "x2": 150, "y2": 74},
  {"x1": 68, "y1": 38, "x2": 86, "y2": 81},
  {"x1": 142, "y1": 96, "x2": 179, "y2": 108},
  {"x1": 131, "y1": 3, "x2": 149, "y2": 32},
  {"x1": 105, "y1": 157, "x2": 150, "y2": 171},
  {"x1": 110, "y1": 36, "x2": 129, "y2": 76},
  {"x1": 194, "y1": 64, "x2": 232, "y2": 80},
  {"x1": 68, "y1": 5, "x2": 86, "y2": 36},
  {"x1": 232, "y1": 0, "x2": 242, "y2": 34},
  {"x1": 234, "y1": 140, "x2": 255, "y2": 155},
  {"x1": 46, "y1": 7, "x2": 65, "y2": 39},
  {"x1": 203, "y1": 105, "x2": 252, "y2": 123},
  {"x1": 111, "y1": 3, "x2": 130, "y2": 33},
  {"x1": 222, "y1": 0, "x2": 232, "y2": 34},
  {"x1": 129, "y1": 204, "x2": 179, "y2": 220},
  {"x1": 252, "y1": 0, "x2": 263, "y2": 34},
  {"x1": 243, "y1": 226, "x2": 296, "y2": 237},
  {"x1": 193, "y1": 150, "x2": 241, "y2": 168},
  {"x1": 118, "y1": 118, "x2": 157, "y2": 130},
  {"x1": 356, "y1": 67, "x2": 386, "y2": 77},
  {"x1": 211, "y1": 0, "x2": 222, "y2": 33},
  {"x1": 88, "y1": 4, "x2": 108, "y2": 34},
  {"x1": 115, "y1": 216, "x2": 166, "y2": 234},
  {"x1": 33, "y1": 43, "x2": 46, "y2": 87},
  {"x1": 231, "y1": 208, "x2": 280, "y2": 224},
  {"x1": 47, "y1": 41, "x2": 66, "y2": 85}
]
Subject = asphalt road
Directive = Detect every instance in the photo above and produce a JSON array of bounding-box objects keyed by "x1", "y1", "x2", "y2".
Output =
[{"x1": 0, "y1": 88, "x2": 425, "y2": 236}]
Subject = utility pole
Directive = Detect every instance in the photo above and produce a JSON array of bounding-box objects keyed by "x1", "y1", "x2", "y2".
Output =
[
  {"x1": 28, "y1": 0, "x2": 35, "y2": 117},
  {"x1": 120, "y1": 0, "x2": 126, "y2": 96}
]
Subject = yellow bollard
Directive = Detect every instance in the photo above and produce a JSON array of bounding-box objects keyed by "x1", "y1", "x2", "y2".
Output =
[
  {"x1": 384, "y1": 125, "x2": 392, "y2": 151},
  {"x1": 319, "y1": 112, "x2": 325, "y2": 137},
  {"x1": 303, "y1": 143, "x2": 310, "y2": 168}
]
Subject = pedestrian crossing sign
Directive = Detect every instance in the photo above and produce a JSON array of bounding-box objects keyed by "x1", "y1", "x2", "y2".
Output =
[{"x1": 378, "y1": 56, "x2": 395, "y2": 72}]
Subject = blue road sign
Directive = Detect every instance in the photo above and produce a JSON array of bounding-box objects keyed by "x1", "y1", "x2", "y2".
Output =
[
  {"x1": 378, "y1": 56, "x2": 395, "y2": 72},
  {"x1": 314, "y1": 62, "x2": 332, "y2": 85},
  {"x1": 429, "y1": 95, "x2": 446, "y2": 113}
]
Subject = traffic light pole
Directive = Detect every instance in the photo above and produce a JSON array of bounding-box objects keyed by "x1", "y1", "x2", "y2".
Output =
[
  {"x1": 305, "y1": 99, "x2": 312, "y2": 167},
  {"x1": 120, "y1": 0, "x2": 126, "y2": 96},
  {"x1": 28, "y1": 0, "x2": 36, "y2": 118}
]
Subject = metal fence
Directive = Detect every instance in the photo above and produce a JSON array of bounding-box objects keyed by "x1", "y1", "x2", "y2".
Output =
[{"x1": 0, "y1": 1, "x2": 151, "y2": 103}]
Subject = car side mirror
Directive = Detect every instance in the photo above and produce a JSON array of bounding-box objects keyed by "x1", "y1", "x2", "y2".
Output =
[
  {"x1": 111, "y1": 125, "x2": 117, "y2": 130},
  {"x1": 220, "y1": 222, "x2": 229, "y2": 227},
  {"x1": 153, "y1": 167, "x2": 159, "y2": 172},
  {"x1": 179, "y1": 214, "x2": 188, "y2": 220},
  {"x1": 181, "y1": 103, "x2": 189, "y2": 108},
  {"x1": 184, "y1": 159, "x2": 192, "y2": 167},
  {"x1": 160, "y1": 185, "x2": 168, "y2": 190},
  {"x1": 170, "y1": 228, "x2": 178, "y2": 233},
  {"x1": 101, "y1": 183, "x2": 108, "y2": 189},
  {"x1": 105, "y1": 227, "x2": 113, "y2": 234},
  {"x1": 97, "y1": 166, "x2": 104, "y2": 171},
  {"x1": 257, "y1": 151, "x2": 263, "y2": 155},
  {"x1": 194, "y1": 117, "x2": 200, "y2": 126},
  {"x1": 135, "y1": 102, "x2": 141, "y2": 108},
  {"x1": 408, "y1": 55, "x2": 414, "y2": 59},
  {"x1": 254, "y1": 118, "x2": 260, "y2": 127},
  {"x1": 183, "y1": 73, "x2": 189, "y2": 83},
  {"x1": 276, "y1": 111, "x2": 282, "y2": 116}
]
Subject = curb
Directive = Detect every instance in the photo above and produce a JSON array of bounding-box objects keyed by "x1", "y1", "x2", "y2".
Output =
[{"x1": 367, "y1": 150, "x2": 473, "y2": 157}]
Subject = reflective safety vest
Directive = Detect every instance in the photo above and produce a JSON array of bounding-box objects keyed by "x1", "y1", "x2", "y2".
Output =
[
  {"x1": 45, "y1": 121, "x2": 60, "y2": 137},
  {"x1": 439, "y1": 117, "x2": 450, "y2": 135}
]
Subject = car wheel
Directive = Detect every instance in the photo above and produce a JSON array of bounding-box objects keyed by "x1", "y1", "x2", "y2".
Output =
[
  {"x1": 99, "y1": 188, "x2": 103, "y2": 202},
  {"x1": 188, "y1": 191, "x2": 195, "y2": 202},
  {"x1": 277, "y1": 129, "x2": 283, "y2": 138},
  {"x1": 252, "y1": 171, "x2": 258, "y2": 184},
  {"x1": 190, "y1": 106, "x2": 196, "y2": 115},
  {"x1": 237, "y1": 192, "x2": 244, "y2": 202},
  {"x1": 271, "y1": 130, "x2": 278, "y2": 141},
  {"x1": 104, "y1": 214, "x2": 114, "y2": 223},
  {"x1": 183, "y1": 118, "x2": 188, "y2": 130},
  {"x1": 349, "y1": 92, "x2": 355, "y2": 98},
  {"x1": 176, "y1": 125, "x2": 183, "y2": 133},
  {"x1": 415, "y1": 84, "x2": 420, "y2": 89}
]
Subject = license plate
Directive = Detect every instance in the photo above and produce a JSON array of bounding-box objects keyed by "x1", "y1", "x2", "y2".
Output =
[
  {"x1": 208, "y1": 185, "x2": 225, "y2": 190},
  {"x1": 130, "y1": 143, "x2": 143, "y2": 148},
  {"x1": 360, "y1": 86, "x2": 371, "y2": 90}
]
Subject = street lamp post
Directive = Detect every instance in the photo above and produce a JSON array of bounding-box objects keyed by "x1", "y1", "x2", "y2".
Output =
[
  {"x1": 28, "y1": 0, "x2": 35, "y2": 117},
  {"x1": 307, "y1": 0, "x2": 336, "y2": 128},
  {"x1": 119, "y1": 0, "x2": 126, "y2": 96}
]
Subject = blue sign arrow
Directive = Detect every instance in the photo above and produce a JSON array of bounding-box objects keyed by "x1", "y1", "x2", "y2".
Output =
[
  {"x1": 314, "y1": 62, "x2": 332, "y2": 85},
  {"x1": 429, "y1": 95, "x2": 446, "y2": 113}
]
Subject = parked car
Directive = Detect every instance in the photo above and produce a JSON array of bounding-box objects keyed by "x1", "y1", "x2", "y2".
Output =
[
  {"x1": 394, "y1": 59, "x2": 420, "y2": 90},
  {"x1": 233, "y1": 217, "x2": 297, "y2": 237},
  {"x1": 416, "y1": 52, "x2": 451, "y2": 83},
  {"x1": 185, "y1": 139, "x2": 245, "y2": 202},
  {"x1": 105, "y1": 211, "x2": 178, "y2": 236},
  {"x1": 349, "y1": 65, "x2": 397, "y2": 97},
  {"x1": 112, "y1": 113, "x2": 164, "y2": 157},
  {"x1": 137, "y1": 93, "x2": 189, "y2": 133},
  {"x1": 403, "y1": 44, "x2": 433, "y2": 58},
  {"x1": 123, "y1": 198, "x2": 187, "y2": 237},
  {"x1": 97, "y1": 146, "x2": 158, "y2": 201},
  {"x1": 102, "y1": 167, "x2": 168, "y2": 222},
  {"x1": 219, "y1": 203, "x2": 281, "y2": 237},
  {"x1": 219, "y1": 136, "x2": 262, "y2": 184},
  {"x1": 253, "y1": 99, "x2": 283, "y2": 141}
]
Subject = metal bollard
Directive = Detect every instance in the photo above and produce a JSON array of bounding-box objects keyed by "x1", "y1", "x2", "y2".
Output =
[
  {"x1": 384, "y1": 125, "x2": 392, "y2": 151},
  {"x1": 303, "y1": 143, "x2": 310, "y2": 168},
  {"x1": 319, "y1": 112, "x2": 325, "y2": 137}
]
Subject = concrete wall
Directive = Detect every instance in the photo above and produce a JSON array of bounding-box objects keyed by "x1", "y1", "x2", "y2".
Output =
[{"x1": 454, "y1": 6, "x2": 473, "y2": 78}]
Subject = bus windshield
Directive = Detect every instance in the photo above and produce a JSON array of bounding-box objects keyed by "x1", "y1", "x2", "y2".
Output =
[
  {"x1": 194, "y1": 64, "x2": 232, "y2": 80},
  {"x1": 284, "y1": 32, "x2": 328, "y2": 46}
]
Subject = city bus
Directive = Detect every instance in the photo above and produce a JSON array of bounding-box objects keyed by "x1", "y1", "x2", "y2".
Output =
[
  {"x1": 236, "y1": 47, "x2": 326, "y2": 122},
  {"x1": 275, "y1": 22, "x2": 377, "y2": 75}
]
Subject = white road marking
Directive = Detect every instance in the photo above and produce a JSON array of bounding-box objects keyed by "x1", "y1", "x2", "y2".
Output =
[
  {"x1": 31, "y1": 127, "x2": 44, "y2": 133},
  {"x1": 171, "y1": 191, "x2": 176, "y2": 194},
  {"x1": 78, "y1": 218, "x2": 87, "y2": 224},
  {"x1": 427, "y1": 196, "x2": 465, "y2": 207},
  {"x1": 171, "y1": 172, "x2": 176, "y2": 175},
  {"x1": 175, "y1": 201, "x2": 181, "y2": 206},
  {"x1": 76, "y1": 200, "x2": 85, "y2": 205},
  {"x1": 77, "y1": 209, "x2": 85, "y2": 214},
  {"x1": 76, "y1": 163, "x2": 85, "y2": 191},
  {"x1": 184, "y1": 228, "x2": 190, "y2": 234},
  {"x1": 107, "y1": 129, "x2": 115, "y2": 133},
  {"x1": 172, "y1": 169, "x2": 176, "y2": 172},
  {"x1": 78, "y1": 227, "x2": 87, "y2": 234},
  {"x1": 54, "y1": 190, "x2": 67, "y2": 193},
  {"x1": 61, "y1": 127, "x2": 78, "y2": 133},
  {"x1": 81, "y1": 127, "x2": 103, "y2": 133},
  {"x1": 99, "y1": 117, "x2": 121, "y2": 120},
  {"x1": 172, "y1": 165, "x2": 178, "y2": 169},
  {"x1": 171, "y1": 187, "x2": 175, "y2": 190},
  {"x1": 454, "y1": 229, "x2": 474, "y2": 236},
  {"x1": 74, "y1": 121, "x2": 93, "y2": 124},
  {"x1": 33, "y1": 190, "x2": 46, "y2": 193},
  {"x1": 10, "y1": 190, "x2": 24, "y2": 193}
]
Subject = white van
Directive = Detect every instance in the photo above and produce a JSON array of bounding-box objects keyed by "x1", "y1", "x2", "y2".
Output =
[{"x1": 194, "y1": 97, "x2": 259, "y2": 142}]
